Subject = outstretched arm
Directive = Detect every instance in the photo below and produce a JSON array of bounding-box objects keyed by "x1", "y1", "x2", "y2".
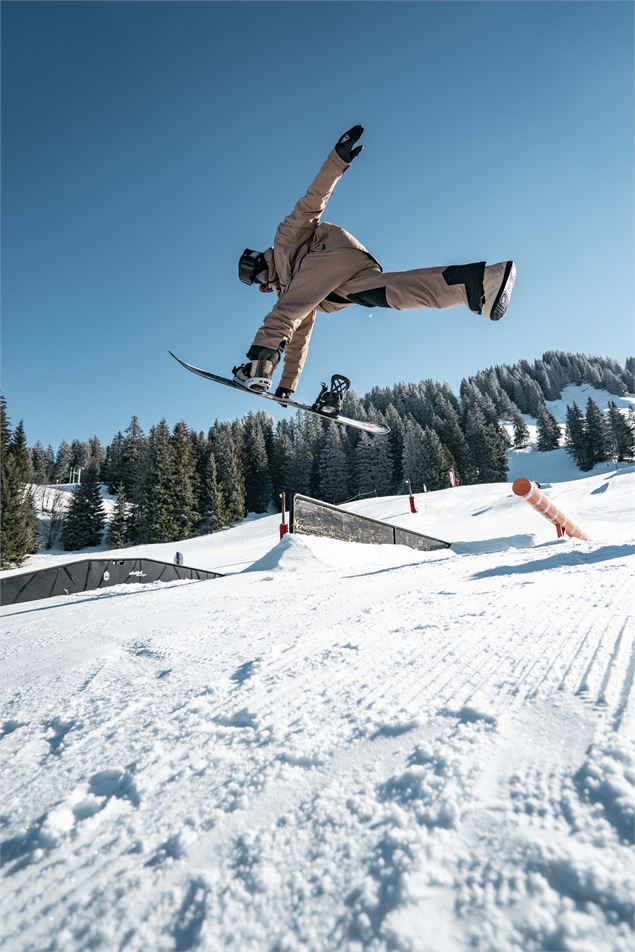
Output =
[{"x1": 273, "y1": 126, "x2": 364, "y2": 286}]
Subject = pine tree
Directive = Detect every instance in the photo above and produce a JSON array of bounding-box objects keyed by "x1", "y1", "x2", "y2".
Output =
[
  {"x1": 69, "y1": 438, "x2": 88, "y2": 475},
  {"x1": 422, "y1": 428, "x2": 453, "y2": 490},
  {"x1": 370, "y1": 434, "x2": 394, "y2": 496},
  {"x1": 86, "y1": 435, "x2": 106, "y2": 476},
  {"x1": 270, "y1": 426, "x2": 294, "y2": 500},
  {"x1": 401, "y1": 418, "x2": 427, "y2": 492},
  {"x1": 607, "y1": 402, "x2": 634, "y2": 461},
  {"x1": 298, "y1": 416, "x2": 323, "y2": 498},
  {"x1": 54, "y1": 440, "x2": 72, "y2": 483},
  {"x1": 62, "y1": 461, "x2": 105, "y2": 550},
  {"x1": 199, "y1": 442, "x2": 225, "y2": 532},
  {"x1": 536, "y1": 405, "x2": 561, "y2": 451},
  {"x1": 601, "y1": 368, "x2": 627, "y2": 396},
  {"x1": 0, "y1": 395, "x2": 9, "y2": 455},
  {"x1": 103, "y1": 431, "x2": 125, "y2": 492},
  {"x1": 1, "y1": 457, "x2": 38, "y2": 566},
  {"x1": 11, "y1": 421, "x2": 33, "y2": 482},
  {"x1": 318, "y1": 425, "x2": 349, "y2": 503},
  {"x1": 242, "y1": 413, "x2": 273, "y2": 513},
  {"x1": 1, "y1": 397, "x2": 38, "y2": 567},
  {"x1": 107, "y1": 483, "x2": 131, "y2": 547},
  {"x1": 585, "y1": 397, "x2": 613, "y2": 464},
  {"x1": 31, "y1": 441, "x2": 54, "y2": 483},
  {"x1": 121, "y1": 416, "x2": 148, "y2": 504},
  {"x1": 463, "y1": 407, "x2": 508, "y2": 483},
  {"x1": 533, "y1": 359, "x2": 560, "y2": 401},
  {"x1": 45, "y1": 445, "x2": 55, "y2": 481},
  {"x1": 384, "y1": 405, "x2": 405, "y2": 491},
  {"x1": 171, "y1": 421, "x2": 199, "y2": 538},
  {"x1": 354, "y1": 432, "x2": 377, "y2": 496},
  {"x1": 137, "y1": 420, "x2": 181, "y2": 543},
  {"x1": 287, "y1": 426, "x2": 312, "y2": 497},
  {"x1": 565, "y1": 403, "x2": 592, "y2": 470},
  {"x1": 212, "y1": 423, "x2": 246, "y2": 524},
  {"x1": 512, "y1": 412, "x2": 530, "y2": 449}
]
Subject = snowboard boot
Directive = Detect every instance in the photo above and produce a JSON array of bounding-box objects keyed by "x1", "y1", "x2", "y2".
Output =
[
  {"x1": 233, "y1": 344, "x2": 283, "y2": 393},
  {"x1": 483, "y1": 261, "x2": 516, "y2": 321}
]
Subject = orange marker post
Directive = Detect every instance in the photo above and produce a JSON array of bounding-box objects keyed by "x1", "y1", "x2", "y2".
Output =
[{"x1": 512, "y1": 478, "x2": 590, "y2": 541}]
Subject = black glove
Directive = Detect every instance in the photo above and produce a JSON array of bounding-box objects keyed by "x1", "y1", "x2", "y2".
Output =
[
  {"x1": 335, "y1": 125, "x2": 364, "y2": 163},
  {"x1": 274, "y1": 386, "x2": 294, "y2": 403}
]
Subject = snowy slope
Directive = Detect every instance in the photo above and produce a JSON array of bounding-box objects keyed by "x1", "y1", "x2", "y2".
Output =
[
  {"x1": 503, "y1": 384, "x2": 635, "y2": 485},
  {"x1": 542, "y1": 383, "x2": 634, "y2": 420},
  {"x1": 1, "y1": 468, "x2": 634, "y2": 952}
]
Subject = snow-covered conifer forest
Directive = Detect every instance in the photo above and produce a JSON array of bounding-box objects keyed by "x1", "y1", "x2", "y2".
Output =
[{"x1": 2, "y1": 351, "x2": 634, "y2": 565}]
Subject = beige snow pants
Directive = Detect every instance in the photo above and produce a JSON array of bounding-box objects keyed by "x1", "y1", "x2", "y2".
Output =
[{"x1": 251, "y1": 246, "x2": 473, "y2": 391}]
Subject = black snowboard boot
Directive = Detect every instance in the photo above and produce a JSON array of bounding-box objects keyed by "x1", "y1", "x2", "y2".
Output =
[
  {"x1": 233, "y1": 345, "x2": 283, "y2": 393},
  {"x1": 483, "y1": 261, "x2": 516, "y2": 321}
]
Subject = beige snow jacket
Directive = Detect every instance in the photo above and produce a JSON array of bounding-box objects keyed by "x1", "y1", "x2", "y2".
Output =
[{"x1": 252, "y1": 148, "x2": 382, "y2": 391}]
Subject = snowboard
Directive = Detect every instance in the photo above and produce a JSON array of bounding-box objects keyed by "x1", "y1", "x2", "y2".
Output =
[{"x1": 169, "y1": 352, "x2": 390, "y2": 435}]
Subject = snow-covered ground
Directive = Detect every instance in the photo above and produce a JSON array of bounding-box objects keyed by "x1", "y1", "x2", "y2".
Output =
[{"x1": 1, "y1": 456, "x2": 634, "y2": 950}]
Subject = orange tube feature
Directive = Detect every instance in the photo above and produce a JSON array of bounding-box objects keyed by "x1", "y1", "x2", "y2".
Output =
[{"x1": 512, "y1": 478, "x2": 591, "y2": 541}]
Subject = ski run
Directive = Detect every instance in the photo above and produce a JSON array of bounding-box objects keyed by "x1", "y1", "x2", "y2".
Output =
[{"x1": 1, "y1": 430, "x2": 634, "y2": 951}]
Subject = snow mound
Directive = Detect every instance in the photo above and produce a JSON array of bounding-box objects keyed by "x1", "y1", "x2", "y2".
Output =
[
  {"x1": 243, "y1": 533, "x2": 335, "y2": 573},
  {"x1": 243, "y1": 531, "x2": 436, "y2": 575}
]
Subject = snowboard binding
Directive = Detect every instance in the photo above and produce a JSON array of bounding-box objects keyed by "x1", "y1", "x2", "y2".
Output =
[{"x1": 311, "y1": 374, "x2": 351, "y2": 417}]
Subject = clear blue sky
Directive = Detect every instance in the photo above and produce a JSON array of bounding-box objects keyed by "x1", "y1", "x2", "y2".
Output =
[{"x1": 2, "y1": 1, "x2": 633, "y2": 448}]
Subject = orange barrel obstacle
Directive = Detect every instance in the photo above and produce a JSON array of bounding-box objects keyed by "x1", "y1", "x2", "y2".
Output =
[{"x1": 512, "y1": 477, "x2": 591, "y2": 541}]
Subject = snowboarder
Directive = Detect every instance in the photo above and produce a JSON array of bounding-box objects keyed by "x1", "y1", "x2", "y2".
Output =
[{"x1": 233, "y1": 125, "x2": 516, "y2": 398}]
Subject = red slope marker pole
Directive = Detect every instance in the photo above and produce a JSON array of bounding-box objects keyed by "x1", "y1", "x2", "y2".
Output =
[
  {"x1": 407, "y1": 479, "x2": 417, "y2": 514},
  {"x1": 512, "y1": 477, "x2": 591, "y2": 541}
]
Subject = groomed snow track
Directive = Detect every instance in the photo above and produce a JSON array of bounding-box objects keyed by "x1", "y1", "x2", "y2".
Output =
[{"x1": 1, "y1": 470, "x2": 633, "y2": 951}]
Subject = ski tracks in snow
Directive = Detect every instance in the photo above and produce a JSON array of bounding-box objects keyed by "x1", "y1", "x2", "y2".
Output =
[{"x1": 0, "y1": 535, "x2": 633, "y2": 951}]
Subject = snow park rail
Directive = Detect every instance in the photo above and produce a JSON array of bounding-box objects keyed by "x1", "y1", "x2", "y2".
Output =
[
  {"x1": 0, "y1": 558, "x2": 224, "y2": 607},
  {"x1": 291, "y1": 494, "x2": 450, "y2": 551},
  {"x1": 512, "y1": 477, "x2": 591, "y2": 540}
]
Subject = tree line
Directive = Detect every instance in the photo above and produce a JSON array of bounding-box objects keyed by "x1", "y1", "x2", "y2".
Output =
[{"x1": 2, "y1": 351, "x2": 633, "y2": 567}]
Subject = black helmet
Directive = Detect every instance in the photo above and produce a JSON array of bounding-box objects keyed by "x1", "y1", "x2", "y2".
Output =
[{"x1": 238, "y1": 248, "x2": 268, "y2": 286}]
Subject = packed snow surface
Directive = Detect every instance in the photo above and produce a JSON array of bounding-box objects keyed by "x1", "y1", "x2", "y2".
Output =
[{"x1": 1, "y1": 467, "x2": 635, "y2": 951}]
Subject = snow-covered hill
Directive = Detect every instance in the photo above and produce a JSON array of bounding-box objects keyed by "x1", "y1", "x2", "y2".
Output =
[
  {"x1": 1, "y1": 464, "x2": 634, "y2": 951},
  {"x1": 503, "y1": 383, "x2": 634, "y2": 484}
]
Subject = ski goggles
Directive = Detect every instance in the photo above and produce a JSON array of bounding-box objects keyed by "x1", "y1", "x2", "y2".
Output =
[{"x1": 238, "y1": 248, "x2": 267, "y2": 286}]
